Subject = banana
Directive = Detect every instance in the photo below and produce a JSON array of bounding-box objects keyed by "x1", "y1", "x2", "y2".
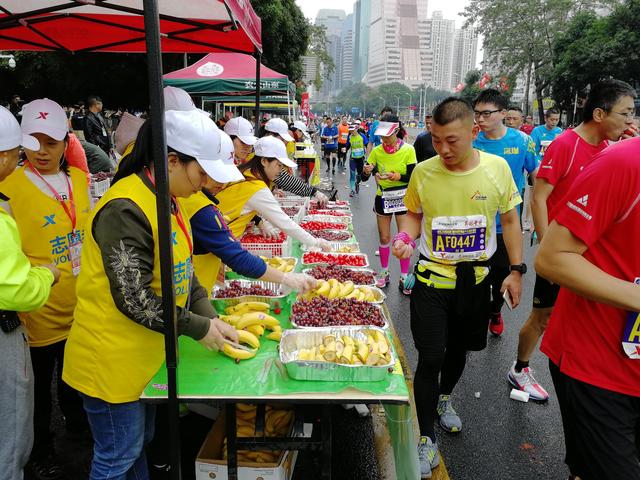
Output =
[
  {"x1": 316, "y1": 280, "x2": 331, "y2": 296},
  {"x1": 338, "y1": 281, "x2": 355, "y2": 297},
  {"x1": 345, "y1": 290, "x2": 359, "y2": 299},
  {"x1": 218, "y1": 314, "x2": 241, "y2": 326},
  {"x1": 339, "y1": 344, "x2": 353, "y2": 364},
  {"x1": 236, "y1": 312, "x2": 281, "y2": 330},
  {"x1": 245, "y1": 324, "x2": 265, "y2": 337},
  {"x1": 236, "y1": 403, "x2": 255, "y2": 413},
  {"x1": 266, "y1": 330, "x2": 281, "y2": 342},
  {"x1": 328, "y1": 283, "x2": 340, "y2": 299},
  {"x1": 222, "y1": 343, "x2": 257, "y2": 361},
  {"x1": 233, "y1": 301, "x2": 270, "y2": 313},
  {"x1": 236, "y1": 329, "x2": 260, "y2": 349},
  {"x1": 284, "y1": 264, "x2": 294, "y2": 272},
  {"x1": 356, "y1": 341, "x2": 368, "y2": 363}
]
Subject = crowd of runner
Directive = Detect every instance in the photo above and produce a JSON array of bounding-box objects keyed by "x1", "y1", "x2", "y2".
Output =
[{"x1": 1, "y1": 79, "x2": 639, "y2": 480}]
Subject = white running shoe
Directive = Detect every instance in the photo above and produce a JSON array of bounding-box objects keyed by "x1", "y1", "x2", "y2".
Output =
[{"x1": 507, "y1": 362, "x2": 549, "y2": 401}]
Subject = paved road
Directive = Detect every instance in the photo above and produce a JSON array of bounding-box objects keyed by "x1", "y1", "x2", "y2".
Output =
[{"x1": 332, "y1": 149, "x2": 567, "y2": 479}]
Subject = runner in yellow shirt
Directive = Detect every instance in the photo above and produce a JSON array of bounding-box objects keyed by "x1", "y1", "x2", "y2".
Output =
[{"x1": 392, "y1": 98, "x2": 524, "y2": 478}]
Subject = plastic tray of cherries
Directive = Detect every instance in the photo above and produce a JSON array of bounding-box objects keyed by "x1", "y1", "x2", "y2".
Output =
[
  {"x1": 301, "y1": 242, "x2": 360, "y2": 253},
  {"x1": 211, "y1": 280, "x2": 289, "y2": 311},
  {"x1": 301, "y1": 264, "x2": 377, "y2": 286},
  {"x1": 289, "y1": 297, "x2": 389, "y2": 329},
  {"x1": 301, "y1": 251, "x2": 369, "y2": 268}
]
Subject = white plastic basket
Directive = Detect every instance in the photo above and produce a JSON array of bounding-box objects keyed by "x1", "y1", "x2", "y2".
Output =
[
  {"x1": 241, "y1": 235, "x2": 292, "y2": 258},
  {"x1": 302, "y1": 242, "x2": 360, "y2": 253}
]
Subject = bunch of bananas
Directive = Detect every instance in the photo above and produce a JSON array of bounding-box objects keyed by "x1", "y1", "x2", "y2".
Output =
[
  {"x1": 299, "y1": 279, "x2": 379, "y2": 302},
  {"x1": 218, "y1": 302, "x2": 282, "y2": 362},
  {"x1": 222, "y1": 404, "x2": 295, "y2": 464},
  {"x1": 297, "y1": 330, "x2": 391, "y2": 366},
  {"x1": 260, "y1": 256, "x2": 296, "y2": 272}
]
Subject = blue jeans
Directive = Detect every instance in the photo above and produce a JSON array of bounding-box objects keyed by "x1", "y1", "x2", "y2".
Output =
[{"x1": 81, "y1": 394, "x2": 156, "y2": 480}]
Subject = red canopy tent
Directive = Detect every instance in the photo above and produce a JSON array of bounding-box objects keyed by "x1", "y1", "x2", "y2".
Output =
[{"x1": 0, "y1": 2, "x2": 262, "y2": 478}]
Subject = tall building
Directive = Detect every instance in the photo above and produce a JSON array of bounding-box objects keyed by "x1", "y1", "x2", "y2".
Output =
[
  {"x1": 301, "y1": 55, "x2": 319, "y2": 85},
  {"x1": 365, "y1": 0, "x2": 430, "y2": 88},
  {"x1": 352, "y1": 0, "x2": 371, "y2": 83},
  {"x1": 340, "y1": 14, "x2": 354, "y2": 89},
  {"x1": 424, "y1": 11, "x2": 456, "y2": 91},
  {"x1": 451, "y1": 27, "x2": 478, "y2": 89},
  {"x1": 315, "y1": 9, "x2": 347, "y2": 99}
]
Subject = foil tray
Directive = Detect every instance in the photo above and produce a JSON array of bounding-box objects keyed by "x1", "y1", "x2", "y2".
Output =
[
  {"x1": 300, "y1": 252, "x2": 370, "y2": 268},
  {"x1": 300, "y1": 266, "x2": 377, "y2": 286},
  {"x1": 295, "y1": 285, "x2": 386, "y2": 305},
  {"x1": 310, "y1": 229, "x2": 356, "y2": 244},
  {"x1": 211, "y1": 280, "x2": 290, "y2": 312},
  {"x1": 302, "y1": 214, "x2": 352, "y2": 225},
  {"x1": 279, "y1": 327, "x2": 396, "y2": 382},
  {"x1": 289, "y1": 303, "x2": 389, "y2": 330}
]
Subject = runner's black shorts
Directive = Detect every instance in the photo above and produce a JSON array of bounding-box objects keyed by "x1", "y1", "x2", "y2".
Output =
[
  {"x1": 549, "y1": 360, "x2": 640, "y2": 480},
  {"x1": 532, "y1": 274, "x2": 560, "y2": 309},
  {"x1": 410, "y1": 273, "x2": 491, "y2": 352},
  {"x1": 373, "y1": 194, "x2": 407, "y2": 217}
]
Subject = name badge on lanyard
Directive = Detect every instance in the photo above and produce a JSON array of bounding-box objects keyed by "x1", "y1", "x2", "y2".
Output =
[
  {"x1": 68, "y1": 230, "x2": 82, "y2": 276},
  {"x1": 381, "y1": 188, "x2": 408, "y2": 214}
]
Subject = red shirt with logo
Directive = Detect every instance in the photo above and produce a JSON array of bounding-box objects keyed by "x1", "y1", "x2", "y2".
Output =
[
  {"x1": 541, "y1": 138, "x2": 640, "y2": 396},
  {"x1": 537, "y1": 129, "x2": 608, "y2": 221},
  {"x1": 520, "y1": 124, "x2": 534, "y2": 135}
]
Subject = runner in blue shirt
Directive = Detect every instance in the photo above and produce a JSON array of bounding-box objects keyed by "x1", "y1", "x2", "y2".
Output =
[
  {"x1": 472, "y1": 89, "x2": 538, "y2": 336},
  {"x1": 530, "y1": 108, "x2": 562, "y2": 157},
  {"x1": 320, "y1": 117, "x2": 339, "y2": 174}
]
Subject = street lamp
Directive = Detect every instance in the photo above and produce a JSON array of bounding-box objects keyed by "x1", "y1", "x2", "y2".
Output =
[
  {"x1": 0, "y1": 54, "x2": 16, "y2": 69},
  {"x1": 393, "y1": 95, "x2": 400, "y2": 116},
  {"x1": 378, "y1": 96, "x2": 385, "y2": 111}
]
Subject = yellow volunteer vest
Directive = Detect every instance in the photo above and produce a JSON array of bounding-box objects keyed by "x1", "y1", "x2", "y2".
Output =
[
  {"x1": 62, "y1": 174, "x2": 192, "y2": 403},
  {"x1": 180, "y1": 192, "x2": 223, "y2": 297},
  {"x1": 215, "y1": 173, "x2": 267, "y2": 238},
  {"x1": 0, "y1": 166, "x2": 90, "y2": 347}
]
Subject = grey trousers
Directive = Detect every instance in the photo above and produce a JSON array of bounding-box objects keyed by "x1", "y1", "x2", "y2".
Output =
[{"x1": 0, "y1": 325, "x2": 34, "y2": 480}]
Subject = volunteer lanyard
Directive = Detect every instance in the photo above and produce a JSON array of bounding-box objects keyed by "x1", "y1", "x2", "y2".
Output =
[
  {"x1": 26, "y1": 162, "x2": 76, "y2": 230},
  {"x1": 144, "y1": 167, "x2": 193, "y2": 255}
]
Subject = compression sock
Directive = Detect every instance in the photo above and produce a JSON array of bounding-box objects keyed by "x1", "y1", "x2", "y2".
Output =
[
  {"x1": 515, "y1": 359, "x2": 529, "y2": 373},
  {"x1": 379, "y1": 244, "x2": 390, "y2": 270},
  {"x1": 400, "y1": 257, "x2": 411, "y2": 276}
]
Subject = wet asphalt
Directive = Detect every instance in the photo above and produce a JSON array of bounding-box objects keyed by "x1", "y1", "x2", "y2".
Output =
[{"x1": 44, "y1": 133, "x2": 567, "y2": 479}]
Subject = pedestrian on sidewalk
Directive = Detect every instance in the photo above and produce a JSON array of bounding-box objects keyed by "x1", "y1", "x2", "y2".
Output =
[
  {"x1": 509, "y1": 80, "x2": 638, "y2": 403},
  {"x1": 0, "y1": 106, "x2": 60, "y2": 480},
  {"x1": 392, "y1": 97, "x2": 523, "y2": 478}
]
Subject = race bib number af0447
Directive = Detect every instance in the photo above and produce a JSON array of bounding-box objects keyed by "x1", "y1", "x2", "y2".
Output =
[{"x1": 431, "y1": 215, "x2": 487, "y2": 261}]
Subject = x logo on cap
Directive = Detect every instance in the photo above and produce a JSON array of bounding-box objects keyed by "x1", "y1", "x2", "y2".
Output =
[{"x1": 37, "y1": 112, "x2": 49, "y2": 120}]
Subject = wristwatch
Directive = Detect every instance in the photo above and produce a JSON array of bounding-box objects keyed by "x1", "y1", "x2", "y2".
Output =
[{"x1": 510, "y1": 263, "x2": 527, "y2": 274}]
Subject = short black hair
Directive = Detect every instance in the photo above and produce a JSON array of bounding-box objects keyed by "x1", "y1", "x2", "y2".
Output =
[
  {"x1": 472, "y1": 88, "x2": 508, "y2": 110},
  {"x1": 87, "y1": 95, "x2": 102, "y2": 107},
  {"x1": 433, "y1": 97, "x2": 474, "y2": 126},
  {"x1": 380, "y1": 106, "x2": 394, "y2": 115},
  {"x1": 583, "y1": 79, "x2": 636, "y2": 122},
  {"x1": 545, "y1": 108, "x2": 560, "y2": 117},
  {"x1": 507, "y1": 105, "x2": 523, "y2": 114}
]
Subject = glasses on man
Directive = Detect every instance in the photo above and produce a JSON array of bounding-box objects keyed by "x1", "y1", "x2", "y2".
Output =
[
  {"x1": 611, "y1": 110, "x2": 635, "y2": 120},
  {"x1": 474, "y1": 109, "x2": 502, "y2": 119}
]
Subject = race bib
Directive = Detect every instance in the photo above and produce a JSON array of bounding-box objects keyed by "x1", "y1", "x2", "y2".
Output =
[
  {"x1": 68, "y1": 229, "x2": 83, "y2": 276},
  {"x1": 622, "y1": 311, "x2": 640, "y2": 359},
  {"x1": 381, "y1": 188, "x2": 407, "y2": 214},
  {"x1": 352, "y1": 147, "x2": 365, "y2": 158},
  {"x1": 341, "y1": 132, "x2": 348, "y2": 141},
  {"x1": 540, "y1": 140, "x2": 552, "y2": 157},
  {"x1": 431, "y1": 215, "x2": 487, "y2": 261}
]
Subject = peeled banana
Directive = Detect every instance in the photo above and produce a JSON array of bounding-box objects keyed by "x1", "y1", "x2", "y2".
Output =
[{"x1": 296, "y1": 331, "x2": 391, "y2": 366}]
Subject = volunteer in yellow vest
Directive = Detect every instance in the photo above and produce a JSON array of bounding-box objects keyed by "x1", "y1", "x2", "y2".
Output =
[
  {"x1": 180, "y1": 128, "x2": 318, "y2": 296},
  {"x1": 0, "y1": 98, "x2": 90, "y2": 478},
  {"x1": 216, "y1": 136, "x2": 332, "y2": 250},
  {"x1": 361, "y1": 113, "x2": 417, "y2": 294},
  {"x1": 63, "y1": 110, "x2": 238, "y2": 480},
  {"x1": 0, "y1": 106, "x2": 60, "y2": 480},
  {"x1": 391, "y1": 98, "x2": 523, "y2": 478}
]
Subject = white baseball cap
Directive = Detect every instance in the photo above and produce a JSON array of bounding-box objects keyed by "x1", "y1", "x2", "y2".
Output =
[
  {"x1": 292, "y1": 120, "x2": 308, "y2": 133},
  {"x1": 264, "y1": 117, "x2": 294, "y2": 142},
  {"x1": 374, "y1": 121, "x2": 400, "y2": 137},
  {"x1": 20, "y1": 98, "x2": 68, "y2": 142},
  {"x1": 0, "y1": 105, "x2": 39, "y2": 151},
  {"x1": 164, "y1": 86, "x2": 196, "y2": 111},
  {"x1": 165, "y1": 110, "x2": 243, "y2": 183},
  {"x1": 253, "y1": 136, "x2": 297, "y2": 169},
  {"x1": 224, "y1": 117, "x2": 257, "y2": 146}
]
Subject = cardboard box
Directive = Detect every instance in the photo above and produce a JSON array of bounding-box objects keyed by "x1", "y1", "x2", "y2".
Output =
[{"x1": 195, "y1": 414, "x2": 300, "y2": 480}]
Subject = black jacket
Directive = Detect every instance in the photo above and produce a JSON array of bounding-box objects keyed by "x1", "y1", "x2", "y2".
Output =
[
  {"x1": 83, "y1": 111, "x2": 111, "y2": 154},
  {"x1": 413, "y1": 131, "x2": 437, "y2": 163}
]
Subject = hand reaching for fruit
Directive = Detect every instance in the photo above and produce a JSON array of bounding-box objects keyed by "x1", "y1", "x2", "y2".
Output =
[
  {"x1": 282, "y1": 272, "x2": 317, "y2": 293},
  {"x1": 199, "y1": 317, "x2": 239, "y2": 352},
  {"x1": 258, "y1": 220, "x2": 279, "y2": 240}
]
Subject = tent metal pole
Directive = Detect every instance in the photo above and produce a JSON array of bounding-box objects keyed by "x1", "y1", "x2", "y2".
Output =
[
  {"x1": 142, "y1": 1, "x2": 182, "y2": 479},
  {"x1": 254, "y1": 48, "x2": 262, "y2": 133}
]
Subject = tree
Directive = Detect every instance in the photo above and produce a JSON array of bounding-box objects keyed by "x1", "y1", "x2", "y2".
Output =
[
  {"x1": 551, "y1": 0, "x2": 640, "y2": 123},
  {"x1": 250, "y1": 0, "x2": 311, "y2": 81},
  {"x1": 457, "y1": 69, "x2": 483, "y2": 104},
  {"x1": 463, "y1": 0, "x2": 615, "y2": 121},
  {"x1": 306, "y1": 25, "x2": 335, "y2": 90}
]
